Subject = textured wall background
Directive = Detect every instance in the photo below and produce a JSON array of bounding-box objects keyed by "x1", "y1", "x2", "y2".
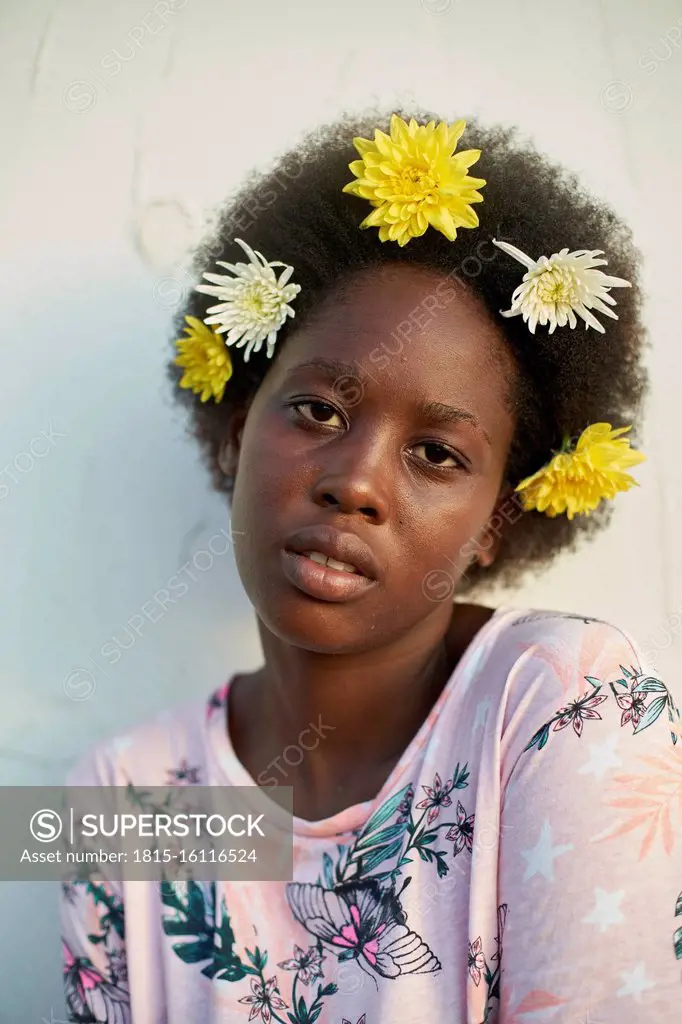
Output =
[{"x1": 1, "y1": 0, "x2": 681, "y2": 1016}]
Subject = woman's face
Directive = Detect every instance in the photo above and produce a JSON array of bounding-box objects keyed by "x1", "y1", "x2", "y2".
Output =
[{"x1": 227, "y1": 264, "x2": 517, "y2": 654}]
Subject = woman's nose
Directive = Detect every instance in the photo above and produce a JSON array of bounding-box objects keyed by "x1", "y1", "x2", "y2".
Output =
[{"x1": 310, "y1": 433, "x2": 391, "y2": 523}]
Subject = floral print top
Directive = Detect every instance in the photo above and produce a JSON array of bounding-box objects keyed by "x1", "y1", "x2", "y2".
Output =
[{"x1": 60, "y1": 606, "x2": 682, "y2": 1023}]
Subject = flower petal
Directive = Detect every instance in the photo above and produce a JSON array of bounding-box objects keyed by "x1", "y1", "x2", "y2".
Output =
[{"x1": 492, "y1": 238, "x2": 537, "y2": 269}]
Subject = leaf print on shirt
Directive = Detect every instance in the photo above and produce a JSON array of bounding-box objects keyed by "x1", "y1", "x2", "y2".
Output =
[
  {"x1": 349, "y1": 785, "x2": 415, "y2": 879},
  {"x1": 628, "y1": 675, "x2": 681, "y2": 746},
  {"x1": 498, "y1": 988, "x2": 568, "y2": 1022},
  {"x1": 521, "y1": 625, "x2": 641, "y2": 700},
  {"x1": 316, "y1": 787, "x2": 415, "y2": 889},
  {"x1": 674, "y1": 892, "x2": 682, "y2": 960},
  {"x1": 80, "y1": 881, "x2": 125, "y2": 946},
  {"x1": 593, "y1": 739, "x2": 682, "y2": 859},
  {"x1": 286, "y1": 879, "x2": 441, "y2": 981},
  {"x1": 396, "y1": 784, "x2": 414, "y2": 824},
  {"x1": 523, "y1": 666, "x2": 680, "y2": 753},
  {"x1": 160, "y1": 883, "x2": 339, "y2": 1024},
  {"x1": 161, "y1": 880, "x2": 247, "y2": 981},
  {"x1": 329, "y1": 765, "x2": 472, "y2": 887}
]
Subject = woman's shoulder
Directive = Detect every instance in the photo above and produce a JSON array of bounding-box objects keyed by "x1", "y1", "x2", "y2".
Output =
[
  {"x1": 489, "y1": 605, "x2": 648, "y2": 706},
  {"x1": 487, "y1": 606, "x2": 680, "y2": 772},
  {"x1": 63, "y1": 679, "x2": 230, "y2": 787},
  {"x1": 496, "y1": 604, "x2": 632, "y2": 637},
  {"x1": 490, "y1": 604, "x2": 643, "y2": 668},
  {"x1": 468, "y1": 604, "x2": 640, "y2": 689}
]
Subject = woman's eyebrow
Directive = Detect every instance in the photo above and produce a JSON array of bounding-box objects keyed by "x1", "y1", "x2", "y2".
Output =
[
  {"x1": 283, "y1": 357, "x2": 361, "y2": 383},
  {"x1": 416, "y1": 400, "x2": 492, "y2": 447},
  {"x1": 284, "y1": 359, "x2": 492, "y2": 446}
]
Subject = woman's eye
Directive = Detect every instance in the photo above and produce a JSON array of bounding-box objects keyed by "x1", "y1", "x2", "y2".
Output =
[
  {"x1": 412, "y1": 442, "x2": 464, "y2": 469},
  {"x1": 293, "y1": 401, "x2": 345, "y2": 428},
  {"x1": 290, "y1": 405, "x2": 464, "y2": 469}
]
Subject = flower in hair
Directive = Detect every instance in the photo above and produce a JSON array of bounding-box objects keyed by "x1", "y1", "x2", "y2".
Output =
[
  {"x1": 492, "y1": 239, "x2": 631, "y2": 334},
  {"x1": 342, "y1": 114, "x2": 486, "y2": 246},
  {"x1": 196, "y1": 238, "x2": 301, "y2": 362},
  {"x1": 515, "y1": 423, "x2": 646, "y2": 519},
  {"x1": 174, "y1": 316, "x2": 233, "y2": 403}
]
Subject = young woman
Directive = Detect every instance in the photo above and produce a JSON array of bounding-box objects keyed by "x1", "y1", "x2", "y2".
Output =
[{"x1": 61, "y1": 110, "x2": 681, "y2": 1023}]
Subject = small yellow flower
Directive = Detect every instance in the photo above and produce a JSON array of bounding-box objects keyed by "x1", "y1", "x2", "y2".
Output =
[
  {"x1": 174, "y1": 316, "x2": 233, "y2": 403},
  {"x1": 342, "y1": 113, "x2": 486, "y2": 246},
  {"x1": 515, "y1": 423, "x2": 646, "y2": 519}
]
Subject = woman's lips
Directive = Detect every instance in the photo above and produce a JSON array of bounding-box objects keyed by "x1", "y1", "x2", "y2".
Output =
[{"x1": 280, "y1": 549, "x2": 376, "y2": 602}]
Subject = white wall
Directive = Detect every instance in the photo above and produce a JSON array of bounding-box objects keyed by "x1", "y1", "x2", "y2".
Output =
[{"x1": 1, "y1": 0, "x2": 681, "y2": 1016}]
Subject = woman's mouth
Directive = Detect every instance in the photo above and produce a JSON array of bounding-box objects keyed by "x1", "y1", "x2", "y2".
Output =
[
  {"x1": 302, "y1": 550, "x2": 363, "y2": 574},
  {"x1": 280, "y1": 549, "x2": 376, "y2": 602}
]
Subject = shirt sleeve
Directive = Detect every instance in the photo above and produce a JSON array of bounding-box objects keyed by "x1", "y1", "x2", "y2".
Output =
[
  {"x1": 60, "y1": 748, "x2": 131, "y2": 1024},
  {"x1": 61, "y1": 879, "x2": 130, "y2": 1024},
  {"x1": 497, "y1": 619, "x2": 682, "y2": 1022}
]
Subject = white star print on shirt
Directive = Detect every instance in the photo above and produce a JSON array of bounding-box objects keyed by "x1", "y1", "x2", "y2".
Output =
[
  {"x1": 521, "y1": 819, "x2": 574, "y2": 882},
  {"x1": 616, "y1": 962, "x2": 656, "y2": 1001},
  {"x1": 581, "y1": 887, "x2": 625, "y2": 932},
  {"x1": 576, "y1": 732, "x2": 622, "y2": 780}
]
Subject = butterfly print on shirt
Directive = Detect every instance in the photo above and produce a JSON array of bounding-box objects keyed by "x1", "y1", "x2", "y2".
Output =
[
  {"x1": 62, "y1": 939, "x2": 130, "y2": 1024},
  {"x1": 286, "y1": 878, "x2": 441, "y2": 980}
]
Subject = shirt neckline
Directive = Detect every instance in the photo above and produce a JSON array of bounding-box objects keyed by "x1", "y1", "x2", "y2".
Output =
[{"x1": 206, "y1": 604, "x2": 518, "y2": 838}]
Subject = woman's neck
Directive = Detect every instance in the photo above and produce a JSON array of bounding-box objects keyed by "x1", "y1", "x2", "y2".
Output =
[{"x1": 227, "y1": 602, "x2": 495, "y2": 820}]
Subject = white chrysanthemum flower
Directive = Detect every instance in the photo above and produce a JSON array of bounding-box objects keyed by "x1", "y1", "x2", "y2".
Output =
[
  {"x1": 196, "y1": 238, "x2": 301, "y2": 362},
  {"x1": 492, "y1": 239, "x2": 631, "y2": 334}
]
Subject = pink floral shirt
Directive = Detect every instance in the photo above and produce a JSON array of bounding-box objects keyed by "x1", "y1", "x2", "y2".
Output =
[{"x1": 61, "y1": 606, "x2": 682, "y2": 1023}]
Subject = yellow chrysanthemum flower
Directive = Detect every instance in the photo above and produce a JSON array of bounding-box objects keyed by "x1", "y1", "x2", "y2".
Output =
[
  {"x1": 515, "y1": 423, "x2": 646, "y2": 519},
  {"x1": 342, "y1": 113, "x2": 486, "y2": 246},
  {"x1": 174, "y1": 316, "x2": 233, "y2": 403}
]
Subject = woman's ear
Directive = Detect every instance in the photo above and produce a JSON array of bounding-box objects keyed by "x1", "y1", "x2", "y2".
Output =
[
  {"x1": 217, "y1": 411, "x2": 248, "y2": 478},
  {"x1": 473, "y1": 485, "x2": 520, "y2": 568}
]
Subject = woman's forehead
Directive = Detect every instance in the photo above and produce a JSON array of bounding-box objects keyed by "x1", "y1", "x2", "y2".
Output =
[{"x1": 277, "y1": 264, "x2": 515, "y2": 410}]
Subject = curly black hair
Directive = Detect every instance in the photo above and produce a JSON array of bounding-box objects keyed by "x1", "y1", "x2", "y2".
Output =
[{"x1": 167, "y1": 108, "x2": 649, "y2": 595}]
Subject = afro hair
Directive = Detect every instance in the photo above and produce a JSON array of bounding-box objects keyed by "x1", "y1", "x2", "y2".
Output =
[{"x1": 167, "y1": 108, "x2": 649, "y2": 595}]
